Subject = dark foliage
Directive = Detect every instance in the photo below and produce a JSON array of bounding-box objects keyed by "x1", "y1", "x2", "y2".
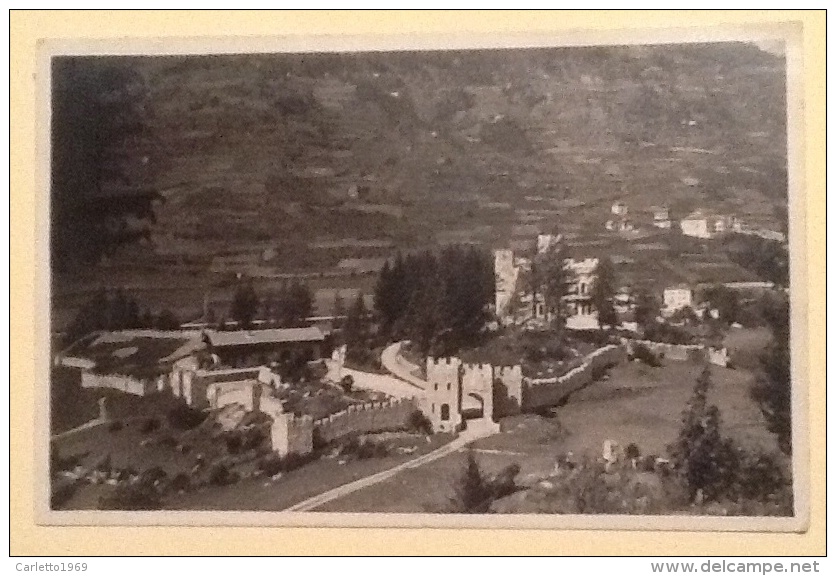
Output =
[
  {"x1": 448, "y1": 452, "x2": 521, "y2": 513},
  {"x1": 51, "y1": 58, "x2": 157, "y2": 271},
  {"x1": 207, "y1": 462, "x2": 239, "y2": 486},
  {"x1": 630, "y1": 343, "x2": 662, "y2": 367},
  {"x1": 257, "y1": 451, "x2": 319, "y2": 476},
  {"x1": 408, "y1": 409, "x2": 434, "y2": 435},
  {"x1": 167, "y1": 403, "x2": 207, "y2": 430},
  {"x1": 230, "y1": 281, "x2": 260, "y2": 329},
  {"x1": 139, "y1": 418, "x2": 160, "y2": 434},
  {"x1": 65, "y1": 288, "x2": 172, "y2": 343},
  {"x1": 591, "y1": 256, "x2": 618, "y2": 328},
  {"x1": 751, "y1": 294, "x2": 791, "y2": 454},
  {"x1": 374, "y1": 246, "x2": 494, "y2": 356}
]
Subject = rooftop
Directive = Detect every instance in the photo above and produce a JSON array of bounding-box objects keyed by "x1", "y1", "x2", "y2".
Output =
[{"x1": 206, "y1": 327, "x2": 326, "y2": 347}]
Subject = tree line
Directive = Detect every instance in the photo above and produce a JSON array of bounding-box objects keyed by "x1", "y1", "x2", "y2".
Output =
[
  {"x1": 64, "y1": 288, "x2": 180, "y2": 344},
  {"x1": 373, "y1": 246, "x2": 494, "y2": 356},
  {"x1": 227, "y1": 280, "x2": 314, "y2": 329}
]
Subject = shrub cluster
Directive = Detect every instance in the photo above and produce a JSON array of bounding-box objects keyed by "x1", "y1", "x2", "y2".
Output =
[
  {"x1": 167, "y1": 404, "x2": 207, "y2": 430},
  {"x1": 630, "y1": 343, "x2": 662, "y2": 367}
]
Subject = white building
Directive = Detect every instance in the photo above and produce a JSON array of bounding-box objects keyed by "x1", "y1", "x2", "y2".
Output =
[
  {"x1": 680, "y1": 210, "x2": 738, "y2": 239},
  {"x1": 662, "y1": 285, "x2": 693, "y2": 316},
  {"x1": 536, "y1": 233, "x2": 562, "y2": 255},
  {"x1": 652, "y1": 206, "x2": 671, "y2": 229},
  {"x1": 564, "y1": 257, "x2": 599, "y2": 329},
  {"x1": 611, "y1": 201, "x2": 628, "y2": 217}
]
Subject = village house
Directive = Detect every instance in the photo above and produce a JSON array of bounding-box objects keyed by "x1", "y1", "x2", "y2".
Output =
[
  {"x1": 55, "y1": 329, "x2": 206, "y2": 396},
  {"x1": 651, "y1": 205, "x2": 671, "y2": 229},
  {"x1": 662, "y1": 285, "x2": 694, "y2": 317},
  {"x1": 679, "y1": 210, "x2": 739, "y2": 239},
  {"x1": 564, "y1": 257, "x2": 600, "y2": 329},
  {"x1": 205, "y1": 326, "x2": 326, "y2": 368}
]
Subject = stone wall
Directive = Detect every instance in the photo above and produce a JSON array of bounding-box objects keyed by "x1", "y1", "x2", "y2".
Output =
[
  {"x1": 208, "y1": 380, "x2": 261, "y2": 412},
  {"x1": 80, "y1": 371, "x2": 155, "y2": 396},
  {"x1": 522, "y1": 345, "x2": 626, "y2": 411},
  {"x1": 270, "y1": 413, "x2": 314, "y2": 457},
  {"x1": 622, "y1": 339, "x2": 729, "y2": 367},
  {"x1": 313, "y1": 398, "x2": 418, "y2": 444}
]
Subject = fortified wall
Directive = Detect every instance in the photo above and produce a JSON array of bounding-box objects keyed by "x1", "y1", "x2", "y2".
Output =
[
  {"x1": 622, "y1": 339, "x2": 730, "y2": 367},
  {"x1": 313, "y1": 398, "x2": 418, "y2": 444},
  {"x1": 521, "y1": 344, "x2": 626, "y2": 411},
  {"x1": 269, "y1": 397, "x2": 419, "y2": 456}
]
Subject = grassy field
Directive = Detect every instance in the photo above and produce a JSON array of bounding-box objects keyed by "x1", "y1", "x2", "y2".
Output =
[
  {"x1": 165, "y1": 432, "x2": 454, "y2": 511},
  {"x1": 320, "y1": 360, "x2": 780, "y2": 513}
]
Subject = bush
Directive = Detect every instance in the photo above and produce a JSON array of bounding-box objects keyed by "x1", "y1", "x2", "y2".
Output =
[
  {"x1": 339, "y1": 437, "x2": 390, "y2": 460},
  {"x1": 167, "y1": 404, "x2": 207, "y2": 430},
  {"x1": 225, "y1": 427, "x2": 267, "y2": 455},
  {"x1": 340, "y1": 375, "x2": 354, "y2": 393},
  {"x1": 169, "y1": 472, "x2": 191, "y2": 493},
  {"x1": 157, "y1": 434, "x2": 178, "y2": 448},
  {"x1": 257, "y1": 451, "x2": 318, "y2": 476},
  {"x1": 224, "y1": 433, "x2": 244, "y2": 455},
  {"x1": 208, "y1": 463, "x2": 238, "y2": 486},
  {"x1": 631, "y1": 343, "x2": 661, "y2": 367},
  {"x1": 625, "y1": 443, "x2": 641, "y2": 460},
  {"x1": 140, "y1": 418, "x2": 160, "y2": 434},
  {"x1": 108, "y1": 421, "x2": 124, "y2": 433},
  {"x1": 408, "y1": 410, "x2": 433, "y2": 435},
  {"x1": 356, "y1": 439, "x2": 389, "y2": 460},
  {"x1": 447, "y1": 452, "x2": 521, "y2": 513},
  {"x1": 99, "y1": 480, "x2": 161, "y2": 510}
]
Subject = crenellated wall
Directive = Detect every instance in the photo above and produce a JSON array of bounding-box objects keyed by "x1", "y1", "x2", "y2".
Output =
[
  {"x1": 522, "y1": 345, "x2": 626, "y2": 411},
  {"x1": 313, "y1": 397, "x2": 418, "y2": 444}
]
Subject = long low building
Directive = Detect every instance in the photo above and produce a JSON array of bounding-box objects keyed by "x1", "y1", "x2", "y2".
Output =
[{"x1": 205, "y1": 326, "x2": 326, "y2": 367}]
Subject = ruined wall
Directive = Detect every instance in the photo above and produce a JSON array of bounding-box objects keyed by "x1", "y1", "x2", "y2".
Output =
[
  {"x1": 208, "y1": 380, "x2": 261, "y2": 412},
  {"x1": 80, "y1": 372, "x2": 153, "y2": 396},
  {"x1": 522, "y1": 345, "x2": 626, "y2": 411},
  {"x1": 270, "y1": 413, "x2": 314, "y2": 456},
  {"x1": 314, "y1": 398, "x2": 418, "y2": 444}
]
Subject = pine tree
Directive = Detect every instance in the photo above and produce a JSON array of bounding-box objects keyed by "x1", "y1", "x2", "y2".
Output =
[
  {"x1": 669, "y1": 365, "x2": 739, "y2": 501},
  {"x1": 344, "y1": 293, "x2": 370, "y2": 353},
  {"x1": 230, "y1": 281, "x2": 259, "y2": 329},
  {"x1": 449, "y1": 452, "x2": 493, "y2": 513},
  {"x1": 537, "y1": 243, "x2": 573, "y2": 331},
  {"x1": 634, "y1": 288, "x2": 659, "y2": 335},
  {"x1": 751, "y1": 295, "x2": 791, "y2": 454},
  {"x1": 591, "y1": 256, "x2": 618, "y2": 329}
]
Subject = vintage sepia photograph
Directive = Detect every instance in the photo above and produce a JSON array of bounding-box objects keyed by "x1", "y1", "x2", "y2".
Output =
[{"x1": 40, "y1": 28, "x2": 807, "y2": 530}]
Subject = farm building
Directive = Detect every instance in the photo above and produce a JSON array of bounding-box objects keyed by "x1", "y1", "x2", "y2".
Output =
[
  {"x1": 55, "y1": 329, "x2": 206, "y2": 396},
  {"x1": 205, "y1": 327, "x2": 326, "y2": 368}
]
